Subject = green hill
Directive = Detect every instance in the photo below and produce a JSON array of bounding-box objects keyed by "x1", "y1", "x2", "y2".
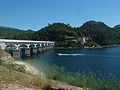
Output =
[
  {"x1": 76, "y1": 21, "x2": 118, "y2": 45},
  {"x1": 0, "y1": 26, "x2": 34, "y2": 40},
  {"x1": 31, "y1": 23, "x2": 77, "y2": 41}
]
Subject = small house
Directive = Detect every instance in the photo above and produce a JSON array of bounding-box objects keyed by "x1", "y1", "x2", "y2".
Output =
[{"x1": 77, "y1": 37, "x2": 91, "y2": 45}]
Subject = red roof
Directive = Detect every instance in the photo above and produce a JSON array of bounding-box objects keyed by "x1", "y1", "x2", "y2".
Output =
[{"x1": 66, "y1": 36, "x2": 76, "y2": 39}]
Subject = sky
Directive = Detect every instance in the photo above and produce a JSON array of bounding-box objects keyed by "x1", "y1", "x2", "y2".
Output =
[{"x1": 0, "y1": 0, "x2": 120, "y2": 30}]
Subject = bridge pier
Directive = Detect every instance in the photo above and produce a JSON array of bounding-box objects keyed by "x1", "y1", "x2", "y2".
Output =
[
  {"x1": 42, "y1": 47, "x2": 47, "y2": 52},
  {"x1": 24, "y1": 48, "x2": 31, "y2": 56},
  {"x1": 20, "y1": 48, "x2": 31, "y2": 57},
  {"x1": 31, "y1": 48, "x2": 38, "y2": 54},
  {"x1": 8, "y1": 49, "x2": 20, "y2": 59},
  {"x1": 38, "y1": 47, "x2": 42, "y2": 53}
]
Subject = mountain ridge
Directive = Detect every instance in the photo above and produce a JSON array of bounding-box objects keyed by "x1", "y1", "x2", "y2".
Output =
[{"x1": 0, "y1": 20, "x2": 120, "y2": 45}]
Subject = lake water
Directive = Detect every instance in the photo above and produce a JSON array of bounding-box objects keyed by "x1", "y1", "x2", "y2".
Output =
[{"x1": 22, "y1": 46, "x2": 120, "y2": 79}]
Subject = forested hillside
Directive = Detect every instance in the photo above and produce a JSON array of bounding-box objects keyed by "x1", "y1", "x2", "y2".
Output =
[
  {"x1": 0, "y1": 26, "x2": 34, "y2": 40},
  {"x1": 31, "y1": 23, "x2": 77, "y2": 41},
  {"x1": 76, "y1": 21, "x2": 120, "y2": 45},
  {"x1": 32, "y1": 21, "x2": 120, "y2": 46},
  {"x1": 1, "y1": 21, "x2": 120, "y2": 46}
]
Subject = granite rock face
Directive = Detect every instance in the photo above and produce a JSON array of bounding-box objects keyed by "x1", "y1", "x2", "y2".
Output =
[{"x1": 0, "y1": 49, "x2": 14, "y2": 62}]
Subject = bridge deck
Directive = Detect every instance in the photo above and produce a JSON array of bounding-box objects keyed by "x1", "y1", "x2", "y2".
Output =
[{"x1": 0, "y1": 39, "x2": 54, "y2": 43}]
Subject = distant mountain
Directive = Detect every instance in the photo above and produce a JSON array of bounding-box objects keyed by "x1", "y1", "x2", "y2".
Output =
[{"x1": 0, "y1": 26, "x2": 34, "y2": 40}]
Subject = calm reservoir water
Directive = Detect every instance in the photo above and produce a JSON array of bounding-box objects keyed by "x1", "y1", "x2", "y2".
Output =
[{"x1": 22, "y1": 46, "x2": 120, "y2": 79}]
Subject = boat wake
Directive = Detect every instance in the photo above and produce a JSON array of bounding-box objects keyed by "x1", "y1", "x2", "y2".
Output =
[
  {"x1": 58, "y1": 53, "x2": 86, "y2": 56},
  {"x1": 57, "y1": 53, "x2": 120, "y2": 59}
]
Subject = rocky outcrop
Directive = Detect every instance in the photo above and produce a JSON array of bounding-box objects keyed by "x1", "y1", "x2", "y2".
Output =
[{"x1": 0, "y1": 49, "x2": 14, "y2": 63}]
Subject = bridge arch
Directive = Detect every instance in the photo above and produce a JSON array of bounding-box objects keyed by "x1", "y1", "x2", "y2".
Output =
[{"x1": 0, "y1": 39, "x2": 55, "y2": 50}]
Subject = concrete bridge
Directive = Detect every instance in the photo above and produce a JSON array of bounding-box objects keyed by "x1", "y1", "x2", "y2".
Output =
[{"x1": 0, "y1": 39, "x2": 54, "y2": 59}]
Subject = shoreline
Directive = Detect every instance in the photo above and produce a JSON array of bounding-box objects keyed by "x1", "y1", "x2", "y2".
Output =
[{"x1": 55, "y1": 44, "x2": 119, "y2": 50}]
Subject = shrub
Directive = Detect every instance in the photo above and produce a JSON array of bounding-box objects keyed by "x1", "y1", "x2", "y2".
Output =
[
  {"x1": 0, "y1": 59, "x2": 2, "y2": 65},
  {"x1": 31, "y1": 76, "x2": 51, "y2": 89},
  {"x1": 4, "y1": 64, "x2": 26, "y2": 73},
  {"x1": 46, "y1": 65, "x2": 120, "y2": 90}
]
